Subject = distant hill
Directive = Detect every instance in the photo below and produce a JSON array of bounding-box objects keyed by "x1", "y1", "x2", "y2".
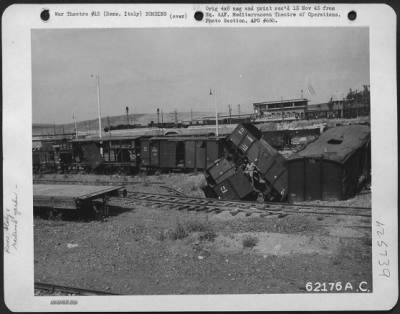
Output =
[{"x1": 32, "y1": 111, "x2": 219, "y2": 135}]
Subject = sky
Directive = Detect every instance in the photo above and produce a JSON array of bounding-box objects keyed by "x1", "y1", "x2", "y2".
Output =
[{"x1": 32, "y1": 27, "x2": 369, "y2": 124}]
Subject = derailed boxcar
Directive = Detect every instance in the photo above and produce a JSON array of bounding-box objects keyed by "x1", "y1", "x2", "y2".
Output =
[
  {"x1": 205, "y1": 157, "x2": 257, "y2": 201},
  {"x1": 287, "y1": 125, "x2": 371, "y2": 202},
  {"x1": 227, "y1": 123, "x2": 288, "y2": 200}
]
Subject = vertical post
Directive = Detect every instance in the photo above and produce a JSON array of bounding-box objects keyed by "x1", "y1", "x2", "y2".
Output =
[
  {"x1": 96, "y1": 75, "x2": 102, "y2": 139},
  {"x1": 157, "y1": 108, "x2": 160, "y2": 127},
  {"x1": 73, "y1": 114, "x2": 78, "y2": 138},
  {"x1": 132, "y1": 106, "x2": 135, "y2": 127},
  {"x1": 126, "y1": 106, "x2": 129, "y2": 126},
  {"x1": 238, "y1": 104, "x2": 241, "y2": 118},
  {"x1": 210, "y1": 88, "x2": 218, "y2": 136},
  {"x1": 190, "y1": 108, "x2": 193, "y2": 124}
]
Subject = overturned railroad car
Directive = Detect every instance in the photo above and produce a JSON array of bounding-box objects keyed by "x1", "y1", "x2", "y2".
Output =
[
  {"x1": 287, "y1": 125, "x2": 371, "y2": 202},
  {"x1": 227, "y1": 123, "x2": 288, "y2": 200},
  {"x1": 205, "y1": 157, "x2": 257, "y2": 201}
]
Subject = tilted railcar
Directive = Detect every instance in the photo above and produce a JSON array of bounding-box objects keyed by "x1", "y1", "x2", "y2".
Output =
[{"x1": 226, "y1": 123, "x2": 289, "y2": 201}]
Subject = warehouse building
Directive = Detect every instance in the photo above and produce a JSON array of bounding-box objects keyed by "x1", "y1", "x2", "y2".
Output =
[{"x1": 253, "y1": 98, "x2": 309, "y2": 120}]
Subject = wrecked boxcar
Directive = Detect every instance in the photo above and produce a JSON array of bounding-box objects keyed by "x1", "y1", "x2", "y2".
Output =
[
  {"x1": 227, "y1": 124, "x2": 288, "y2": 201},
  {"x1": 287, "y1": 125, "x2": 371, "y2": 202},
  {"x1": 205, "y1": 123, "x2": 289, "y2": 201},
  {"x1": 205, "y1": 157, "x2": 258, "y2": 201}
]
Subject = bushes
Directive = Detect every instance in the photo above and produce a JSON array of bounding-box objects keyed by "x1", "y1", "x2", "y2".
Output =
[
  {"x1": 169, "y1": 222, "x2": 189, "y2": 240},
  {"x1": 242, "y1": 235, "x2": 259, "y2": 248},
  {"x1": 165, "y1": 220, "x2": 216, "y2": 242}
]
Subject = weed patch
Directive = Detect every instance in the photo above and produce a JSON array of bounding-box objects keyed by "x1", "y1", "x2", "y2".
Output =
[{"x1": 242, "y1": 235, "x2": 259, "y2": 248}]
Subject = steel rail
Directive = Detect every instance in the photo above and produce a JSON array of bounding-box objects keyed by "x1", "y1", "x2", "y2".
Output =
[{"x1": 110, "y1": 191, "x2": 371, "y2": 218}]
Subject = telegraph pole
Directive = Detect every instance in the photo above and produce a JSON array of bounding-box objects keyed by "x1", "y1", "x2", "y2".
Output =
[
  {"x1": 210, "y1": 88, "x2": 218, "y2": 136},
  {"x1": 95, "y1": 75, "x2": 102, "y2": 138},
  {"x1": 238, "y1": 104, "x2": 241, "y2": 118},
  {"x1": 72, "y1": 113, "x2": 78, "y2": 138},
  {"x1": 126, "y1": 106, "x2": 130, "y2": 126},
  {"x1": 91, "y1": 74, "x2": 103, "y2": 156}
]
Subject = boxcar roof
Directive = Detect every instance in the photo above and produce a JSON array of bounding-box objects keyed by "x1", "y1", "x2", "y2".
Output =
[
  {"x1": 289, "y1": 125, "x2": 370, "y2": 163},
  {"x1": 72, "y1": 135, "x2": 141, "y2": 142},
  {"x1": 148, "y1": 135, "x2": 226, "y2": 141}
]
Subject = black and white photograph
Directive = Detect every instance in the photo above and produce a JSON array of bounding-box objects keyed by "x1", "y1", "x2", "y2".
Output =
[
  {"x1": 2, "y1": 3, "x2": 397, "y2": 312},
  {"x1": 31, "y1": 26, "x2": 373, "y2": 295}
]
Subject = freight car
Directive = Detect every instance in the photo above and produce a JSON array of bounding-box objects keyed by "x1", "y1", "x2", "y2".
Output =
[
  {"x1": 32, "y1": 138, "x2": 73, "y2": 174},
  {"x1": 204, "y1": 157, "x2": 258, "y2": 201},
  {"x1": 140, "y1": 136, "x2": 226, "y2": 172},
  {"x1": 287, "y1": 125, "x2": 370, "y2": 202},
  {"x1": 227, "y1": 124, "x2": 288, "y2": 200},
  {"x1": 71, "y1": 136, "x2": 142, "y2": 174},
  {"x1": 204, "y1": 123, "x2": 289, "y2": 201},
  {"x1": 68, "y1": 135, "x2": 227, "y2": 174}
]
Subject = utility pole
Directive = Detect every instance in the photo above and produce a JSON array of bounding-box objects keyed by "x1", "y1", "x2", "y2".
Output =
[
  {"x1": 228, "y1": 104, "x2": 232, "y2": 124},
  {"x1": 238, "y1": 104, "x2": 241, "y2": 118},
  {"x1": 157, "y1": 108, "x2": 160, "y2": 128},
  {"x1": 190, "y1": 108, "x2": 193, "y2": 124},
  {"x1": 91, "y1": 73, "x2": 103, "y2": 156},
  {"x1": 132, "y1": 106, "x2": 135, "y2": 127},
  {"x1": 73, "y1": 114, "x2": 78, "y2": 138},
  {"x1": 126, "y1": 106, "x2": 129, "y2": 126},
  {"x1": 93, "y1": 75, "x2": 102, "y2": 138},
  {"x1": 210, "y1": 88, "x2": 218, "y2": 136}
]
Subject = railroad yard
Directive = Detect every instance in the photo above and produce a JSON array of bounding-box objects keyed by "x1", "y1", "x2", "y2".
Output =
[
  {"x1": 26, "y1": 26, "x2": 376, "y2": 300},
  {"x1": 34, "y1": 172, "x2": 372, "y2": 295}
]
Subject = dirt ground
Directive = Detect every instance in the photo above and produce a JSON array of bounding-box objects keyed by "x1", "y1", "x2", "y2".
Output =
[{"x1": 34, "y1": 173, "x2": 372, "y2": 295}]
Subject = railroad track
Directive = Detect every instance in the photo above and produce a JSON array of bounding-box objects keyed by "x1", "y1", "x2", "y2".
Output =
[
  {"x1": 35, "y1": 282, "x2": 119, "y2": 296},
  {"x1": 33, "y1": 178, "x2": 165, "y2": 186},
  {"x1": 110, "y1": 191, "x2": 371, "y2": 218}
]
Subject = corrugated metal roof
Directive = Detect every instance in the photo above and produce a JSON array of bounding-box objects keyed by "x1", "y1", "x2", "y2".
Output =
[
  {"x1": 254, "y1": 98, "x2": 308, "y2": 106},
  {"x1": 148, "y1": 135, "x2": 226, "y2": 141},
  {"x1": 72, "y1": 135, "x2": 142, "y2": 142},
  {"x1": 288, "y1": 125, "x2": 370, "y2": 163}
]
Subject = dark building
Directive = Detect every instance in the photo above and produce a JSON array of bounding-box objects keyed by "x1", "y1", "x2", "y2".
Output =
[
  {"x1": 287, "y1": 125, "x2": 371, "y2": 202},
  {"x1": 306, "y1": 100, "x2": 370, "y2": 120},
  {"x1": 253, "y1": 98, "x2": 308, "y2": 121}
]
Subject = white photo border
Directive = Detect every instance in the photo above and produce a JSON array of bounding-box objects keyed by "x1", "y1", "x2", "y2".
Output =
[{"x1": 2, "y1": 3, "x2": 398, "y2": 311}]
